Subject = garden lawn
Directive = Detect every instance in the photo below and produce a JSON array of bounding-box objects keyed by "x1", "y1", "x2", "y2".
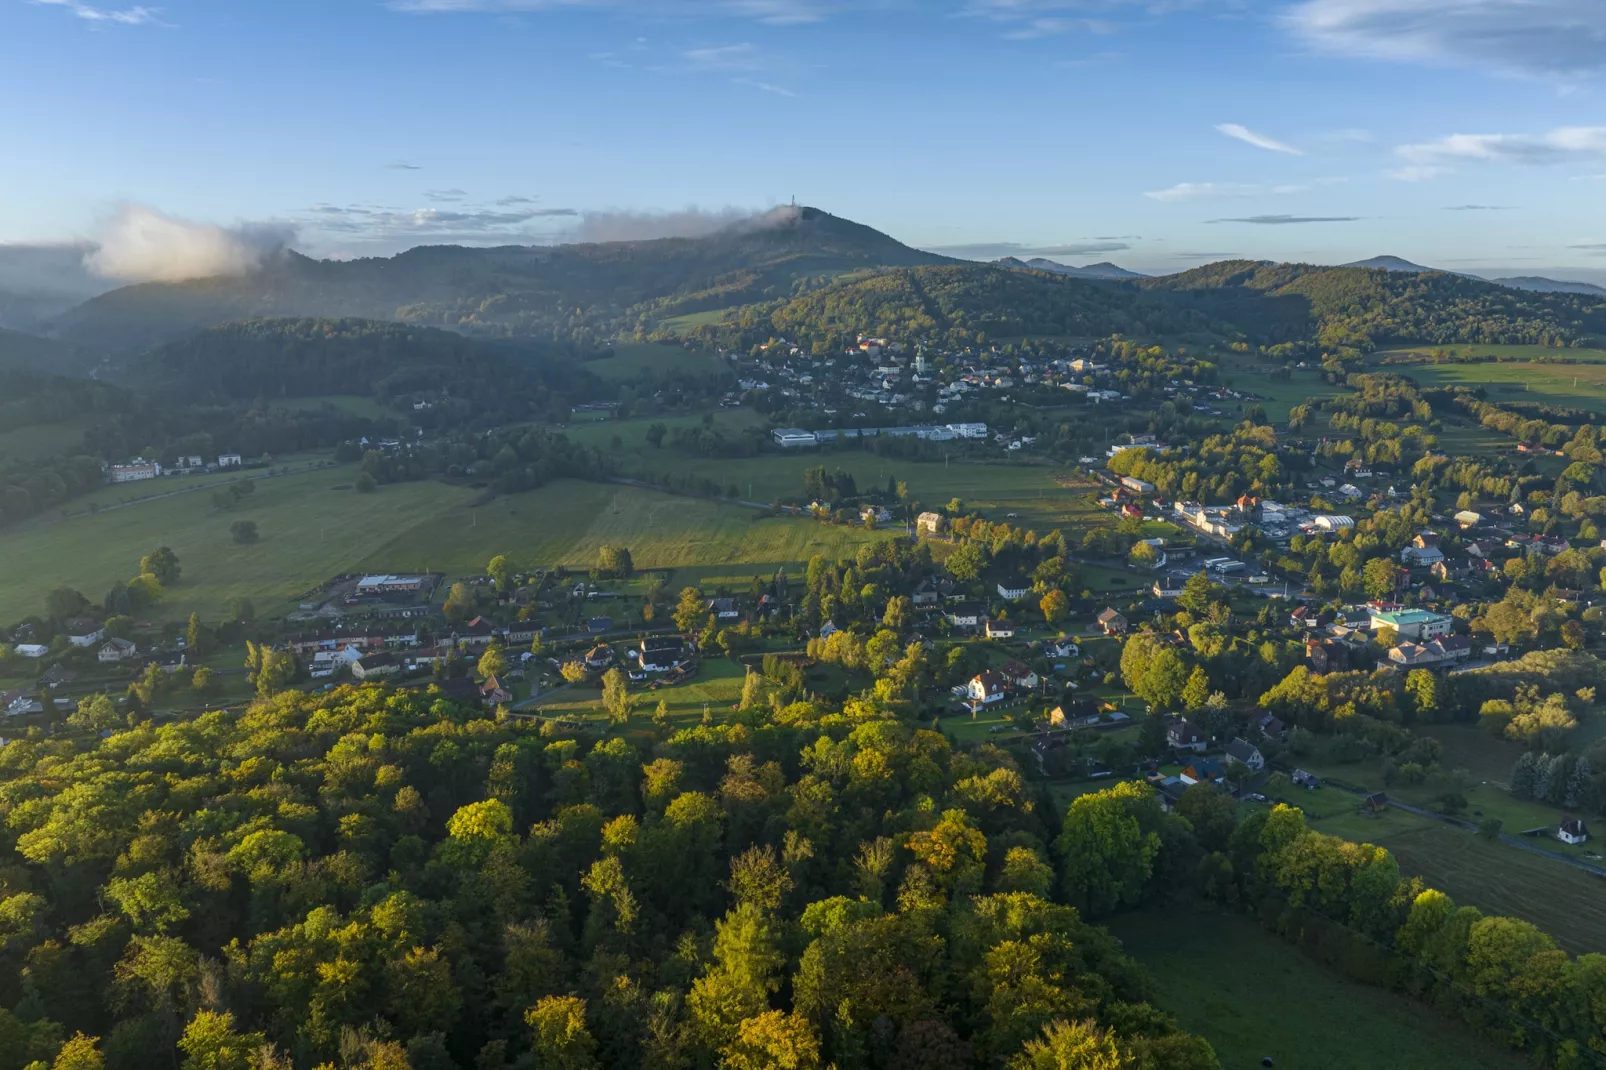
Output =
[{"x1": 1107, "y1": 909, "x2": 1530, "y2": 1070}]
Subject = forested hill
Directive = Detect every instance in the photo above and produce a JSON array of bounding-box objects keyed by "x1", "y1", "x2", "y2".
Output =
[
  {"x1": 1138, "y1": 260, "x2": 1606, "y2": 349},
  {"x1": 121, "y1": 317, "x2": 604, "y2": 420},
  {"x1": 702, "y1": 265, "x2": 1235, "y2": 353},
  {"x1": 676, "y1": 259, "x2": 1606, "y2": 353},
  {"x1": 52, "y1": 208, "x2": 953, "y2": 354},
  {"x1": 0, "y1": 326, "x2": 91, "y2": 376}
]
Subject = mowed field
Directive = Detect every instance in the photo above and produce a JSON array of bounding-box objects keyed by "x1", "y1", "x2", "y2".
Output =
[
  {"x1": 0, "y1": 470, "x2": 889, "y2": 624},
  {"x1": 563, "y1": 412, "x2": 1106, "y2": 534},
  {"x1": 1396, "y1": 356, "x2": 1606, "y2": 414},
  {"x1": 1108, "y1": 910, "x2": 1529, "y2": 1070},
  {"x1": 1299, "y1": 785, "x2": 1606, "y2": 956}
]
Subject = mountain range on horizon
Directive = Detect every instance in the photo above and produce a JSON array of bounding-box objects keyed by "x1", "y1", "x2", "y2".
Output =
[{"x1": 4, "y1": 206, "x2": 1606, "y2": 370}]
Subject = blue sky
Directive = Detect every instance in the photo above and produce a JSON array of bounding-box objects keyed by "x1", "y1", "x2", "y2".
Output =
[{"x1": 4, "y1": 0, "x2": 1606, "y2": 280}]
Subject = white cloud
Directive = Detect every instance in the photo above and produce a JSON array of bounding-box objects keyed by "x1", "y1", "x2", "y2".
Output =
[
  {"x1": 1284, "y1": 0, "x2": 1606, "y2": 79},
  {"x1": 85, "y1": 204, "x2": 294, "y2": 283},
  {"x1": 1144, "y1": 182, "x2": 1261, "y2": 202},
  {"x1": 1216, "y1": 123, "x2": 1303, "y2": 156},
  {"x1": 30, "y1": 0, "x2": 160, "y2": 25},
  {"x1": 1394, "y1": 127, "x2": 1606, "y2": 178}
]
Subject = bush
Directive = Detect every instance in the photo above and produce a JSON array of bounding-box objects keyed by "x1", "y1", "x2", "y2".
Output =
[
  {"x1": 355, "y1": 473, "x2": 378, "y2": 494},
  {"x1": 230, "y1": 520, "x2": 260, "y2": 544}
]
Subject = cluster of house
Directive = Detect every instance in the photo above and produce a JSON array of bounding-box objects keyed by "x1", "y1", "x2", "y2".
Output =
[
  {"x1": 732, "y1": 331, "x2": 1142, "y2": 430},
  {"x1": 106, "y1": 454, "x2": 243, "y2": 483},
  {"x1": 1148, "y1": 714, "x2": 1281, "y2": 809},
  {"x1": 1292, "y1": 602, "x2": 1472, "y2": 671}
]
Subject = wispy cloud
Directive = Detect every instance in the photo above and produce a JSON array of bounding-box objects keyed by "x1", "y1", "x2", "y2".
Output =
[
  {"x1": 1145, "y1": 182, "x2": 1261, "y2": 202},
  {"x1": 424, "y1": 188, "x2": 468, "y2": 202},
  {"x1": 683, "y1": 42, "x2": 759, "y2": 70},
  {"x1": 923, "y1": 241, "x2": 1132, "y2": 260},
  {"x1": 734, "y1": 77, "x2": 797, "y2": 96},
  {"x1": 1398, "y1": 127, "x2": 1606, "y2": 168},
  {"x1": 389, "y1": 0, "x2": 830, "y2": 24},
  {"x1": 30, "y1": 0, "x2": 160, "y2": 25},
  {"x1": 1207, "y1": 214, "x2": 1360, "y2": 224},
  {"x1": 1284, "y1": 0, "x2": 1606, "y2": 79},
  {"x1": 1001, "y1": 17, "x2": 1114, "y2": 39},
  {"x1": 1216, "y1": 123, "x2": 1303, "y2": 155},
  {"x1": 385, "y1": 162, "x2": 423, "y2": 171},
  {"x1": 1444, "y1": 204, "x2": 1514, "y2": 211}
]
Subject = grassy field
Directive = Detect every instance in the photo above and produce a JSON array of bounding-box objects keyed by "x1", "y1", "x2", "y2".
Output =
[
  {"x1": 0, "y1": 469, "x2": 897, "y2": 624},
  {"x1": 1381, "y1": 344, "x2": 1606, "y2": 363},
  {"x1": 1400, "y1": 358, "x2": 1606, "y2": 414},
  {"x1": 1225, "y1": 364, "x2": 1350, "y2": 423},
  {"x1": 1108, "y1": 910, "x2": 1529, "y2": 1070},
  {"x1": 1292, "y1": 775, "x2": 1606, "y2": 955}
]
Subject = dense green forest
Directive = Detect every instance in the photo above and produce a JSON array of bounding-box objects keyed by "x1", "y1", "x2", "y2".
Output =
[
  {"x1": 0, "y1": 684, "x2": 1221, "y2": 1070},
  {"x1": 1139, "y1": 261, "x2": 1606, "y2": 349},
  {"x1": 122, "y1": 318, "x2": 604, "y2": 427},
  {"x1": 673, "y1": 261, "x2": 1606, "y2": 354}
]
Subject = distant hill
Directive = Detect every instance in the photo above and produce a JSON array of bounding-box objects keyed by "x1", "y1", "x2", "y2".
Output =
[
  {"x1": 997, "y1": 257, "x2": 1148, "y2": 280},
  {"x1": 1492, "y1": 276, "x2": 1606, "y2": 297},
  {"x1": 120, "y1": 317, "x2": 602, "y2": 422},
  {"x1": 1342, "y1": 255, "x2": 1436, "y2": 273},
  {"x1": 1139, "y1": 260, "x2": 1606, "y2": 349},
  {"x1": 53, "y1": 207, "x2": 954, "y2": 355}
]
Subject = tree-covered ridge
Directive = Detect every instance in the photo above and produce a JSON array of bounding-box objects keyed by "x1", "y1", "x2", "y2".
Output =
[
  {"x1": 53, "y1": 209, "x2": 952, "y2": 354},
  {"x1": 1141, "y1": 261, "x2": 1606, "y2": 349},
  {"x1": 123, "y1": 317, "x2": 602, "y2": 423},
  {"x1": 696, "y1": 266, "x2": 1231, "y2": 353},
  {"x1": 0, "y1": 684, "x2": 1221, "y2": 1069}
]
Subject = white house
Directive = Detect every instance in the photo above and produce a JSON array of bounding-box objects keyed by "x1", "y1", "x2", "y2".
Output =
[
  {"x1": 640, "y1": 636, "x2": 689, "y2": 672},
  {"x1": 98, "y1": 638, "x2": 137, "y2": 663},
  {"x1": 1558, "y1": 818, "x2": 1589, "y2": 846},
  {"x1": 217, "y1": 453, "x2": 244, "y2": 468},
  {"x1": 996, "y1": 579, "x2": 1031, "y2": 602},
  {"x1": 1369, "y1": 608, "x2": 1454, "y2": 641},
  {"x1": 1225, "y1": 738, "x2": 1266, "y2": 772},
  {"x1": 14, "y1": 644, "x2": 48, "y2": 660},
  {"x1": 967, "y1": 671, "x2": 1009, "y2": 706},
  {"x1": 985, "y1": 619, "x2": 1017, "y2": 640},
  {"x1": 65, "y1": 619, "x2": 105, "y2": 648},
  {"x1": 945, "y1": 603, "x2": 985, "y2": 629}
]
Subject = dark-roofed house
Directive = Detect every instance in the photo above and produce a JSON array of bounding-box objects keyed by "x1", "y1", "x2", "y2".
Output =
[
  {"x1": 639, "y1": 636, "x2": 688, "y2": 673},
  {"x1": 584, "y1": 645, "x2": 615, "y2": 671},
  {"x1": 985, "y1": 618, "x2": 1017, "y2": 640},
  {"x1": 1224, "y1": 738, "x2": 1266, "y2": 772},
  {"x1": 1364, "y1": 792, "x2": 1389, "y2": 814},
  {"x1": 946, "y1": 602, "x2": 985, "y2": 630},
  {"x1": 707, "y1": 597, "x2": 741, "y2": 621},
  {"x1": 1180, "y1": 758, "x2": 1226, "y2": 785},
  {"x1": 967, "y1": 671, "x2": 1009, "y2": 706},
  {"x1": 1002, "y1": 659, "x2": 1039, "y2": 690},
  {"x1": 1167, "y1": 719, "x2": 1207, "y2": 753},
  {"x1": 1559, "y1": 818, "x2": 1590, "y2": 845},
  {"x1": 1096, "y1": 608, "x2": 1128, "y2": 636},
  {"x1": 353, "y1": 652, "x2": 401, "y2": 681}
]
